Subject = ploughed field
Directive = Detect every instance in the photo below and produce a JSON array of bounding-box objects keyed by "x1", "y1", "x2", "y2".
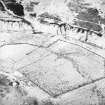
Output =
[{"x1": 1, "y1": 1, "x2": 105, "y2": 105}]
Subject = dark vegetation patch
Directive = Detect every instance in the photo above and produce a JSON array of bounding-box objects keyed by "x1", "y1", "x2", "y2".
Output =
[
  {"x1": 38, "y1": 12, "x2": 62, "y2": 24},
  {"x1": 74, "y1": 8, "x2": 105, "y2": 32},
  {"x1": 6, "y1": 3, "x2": 24, "y2": 16},
  {"x1": 3, "y1": 0, "x2": 16, "y2": 3},
  {"x1": 0, "y1": 74, "x2": 11, "y2": 98},
  {"x1": 76, "y1": 8, "x2": 100, "y2": 24},
  {"x1": 67, "y1": 0, "x2": 90, "y2": 13},
  {"x1": 74, "y1": 20, "x2": 102, "y2": 32},
  {"x1": 67, "y1": 0, "x2": 105, "y2": 33},
  {"x1": 25, "y1": 1, "x2": 39, "y2": 12},
  {"x1": 23, "y1": 97, "x2": 38, "y2": 105},
  {"x1": 30, "y1": 13, "x2": 37, "y2": 18},
  {"x1": 0, "y1": 2, "x2": 5, "y2": 11},
  {"x1": 0, "y1": 0, "x2": 24, "y2": 16}
]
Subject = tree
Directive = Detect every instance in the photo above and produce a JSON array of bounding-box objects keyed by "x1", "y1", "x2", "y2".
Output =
[
  {"x1": 0, "y1": 0, "x2": 36, "y2": 33},
  {"x1": 67, "y1": 0, "x2": 90, "y2": 13},
  {"x1": 76, "y1": 8, "x2": 100, "y2": 23}
]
